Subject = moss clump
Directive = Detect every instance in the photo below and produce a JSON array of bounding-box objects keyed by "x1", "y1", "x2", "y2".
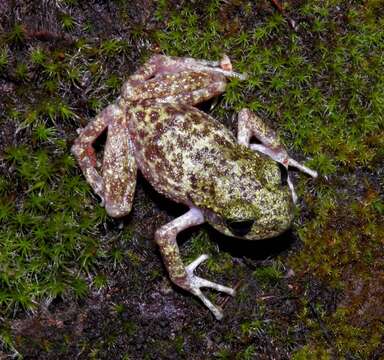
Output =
[{"x1": 253, "y1": 263, "x2": 283, "y2": 288}]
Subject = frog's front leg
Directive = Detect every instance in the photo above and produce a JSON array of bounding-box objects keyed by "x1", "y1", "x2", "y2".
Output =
[
  {"x1": 238, "y1": 109, "x2": 318, "y2": 202},
  {"x1": 71, "y1": 105, "x2": 119, "y2": 203},
  {"x1": 102, "y1": 113, "x2": 137, "y2": 218},
  {"x1": 155, "y1": 207, "x2": 235, "y2": 320},
  {"x1": 72, "y1": 104, "x2": 137, "y2": 217}
]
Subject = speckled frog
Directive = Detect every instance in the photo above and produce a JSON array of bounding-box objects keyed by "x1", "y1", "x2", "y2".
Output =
[{"x1": 71, "y1": 54, "x2": 317, "y2": 320}]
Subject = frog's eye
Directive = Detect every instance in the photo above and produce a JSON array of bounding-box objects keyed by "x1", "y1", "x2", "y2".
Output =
[
  {"x1": 278, "y1": 163, "x2": 288, "y2": 186},
  {"x1": 226, "y1": 219, "x2": 254, "y2": 236}
]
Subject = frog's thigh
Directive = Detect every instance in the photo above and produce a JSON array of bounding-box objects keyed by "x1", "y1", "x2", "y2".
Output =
[{"x1": 102, "y1": 122, "x2": 137, "y2": 218}]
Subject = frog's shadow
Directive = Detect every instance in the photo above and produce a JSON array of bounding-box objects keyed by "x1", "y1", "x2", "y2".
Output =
[
  {"x1": 180, "y1": 225, "x2": 296, "y2": 261},
  {"x1": 140, "y1": 175, "x2": 297, "y2": 261}
]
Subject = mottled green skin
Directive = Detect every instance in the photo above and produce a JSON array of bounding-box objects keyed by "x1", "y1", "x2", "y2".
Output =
[{"x1": 127, "y1": 102, "x2": 294, "y2": 240}]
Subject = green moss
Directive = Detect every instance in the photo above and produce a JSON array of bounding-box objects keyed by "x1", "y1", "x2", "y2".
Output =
[
  {"x1": 59, "y1": 13, "x2": 76, "y2": 31},
  {"x1": 33, "y1": 123, "x2": 57, "y2": 142},
  {"x1": 30, "y1": 47, "x2": 46, "y2": 65},
  {"x1": 0, "y1": 144, "x2": 110, "y2": 311},
  {"x1": 240, "y1": 319, "x2": 264, "y2": 337},
  {"x1": 252, "y1": 263, "x2": 283, "y2": 287},
  {"x1": 0, "y1": 47, "x2": 9, "y2": 72},
  {"x1": 292, "y1": 345, "x2": 331, "y2": 360},
  {"x1": 183, "y1": 230, "x2": 216, "y2": 262},
  {"x1": 15, "y1": 62, "x2": 29, "y2": 81},
  {"x1": 99, "y1": 39, "x2": 126, "y2": 56},
  {"x1": 237, "y1": 344, "x2": 257, "y2": 360},
  {"x1": 105, "y1": 74, "x2": 121, "y2": 90},
  {"x1": 6, "y1": 23, "x2": 25, "y2": 45},
  {"x1": 43, "y1": 61, "x2": 62, "y2": 79},
  {"x1": 291, "y1": 181, "x2": 382, "y2": 286}
]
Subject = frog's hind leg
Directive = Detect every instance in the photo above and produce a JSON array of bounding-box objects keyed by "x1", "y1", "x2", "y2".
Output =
[
  {"x1": 161, "y1": 80, "x2": 228, "y2": 106},
  {"x1": 102, "y1": 114, "x2": 137, "y2": 218},
  {"x1": 237, "y1": 109, "x2": 317, "y2": 202},
  {"x1": 165, "y1": 54, "x2": 247, "y2": 80},
  {"x1": 155, "y1": 207, "x2": 235, "y2": 320}
]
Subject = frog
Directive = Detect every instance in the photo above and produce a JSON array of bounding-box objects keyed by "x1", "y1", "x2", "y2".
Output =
[{"x1": 71, "y1": 54, "x2": 317, "y2": 320}]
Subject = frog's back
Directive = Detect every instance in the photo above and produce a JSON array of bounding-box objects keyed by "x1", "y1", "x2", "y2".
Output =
[{"x1": 127, "y1": 103, "x2": 272, "y2": 205}]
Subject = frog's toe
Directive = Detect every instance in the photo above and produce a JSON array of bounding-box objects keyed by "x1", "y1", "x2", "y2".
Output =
[
  {"x1": 288, "y1": 158, "x2": 318, "y2": 178},
  {"x1": 193, "y1": 287, "x2": 224, "y2": 320},
  {"x1": 186, "y1": 254, "x2": 209, "y2": 272},
  {"x1": 185, "y1": 255, "x2": 235, "y2": 320},
  {"x1": 191, "y1": 276, "x2": 235, "y2": 296}
]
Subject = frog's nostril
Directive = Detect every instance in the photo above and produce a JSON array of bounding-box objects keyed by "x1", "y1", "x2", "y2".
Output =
[{"x1": 226, "y1": 219, "x2": 254, "y2": 236}]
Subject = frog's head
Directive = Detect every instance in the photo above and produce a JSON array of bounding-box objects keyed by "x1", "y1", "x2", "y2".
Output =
[
  {"x1": 190, "y1": 151, "x2": 294, "y2": 240},
  {"x1": 201, "y1": 187, "x2": 294, "y2": 240}
]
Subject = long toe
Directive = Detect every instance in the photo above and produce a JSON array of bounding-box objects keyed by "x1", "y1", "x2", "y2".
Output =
[
  {"x1": 186, "y1": 254, "x2": 235, "y2": 319},
  {"x1": 194, "y1": 276, "x2": 235, "y2": 296},
  {"x1": 288, "y1": 158, "x2": 318, "y2": 178},
  {"x1": 186, "y1": 254, "x2": 209, "y2": 273},
  {"x1": 193, "y1": 288, "x2": 224, "y2": 320}
]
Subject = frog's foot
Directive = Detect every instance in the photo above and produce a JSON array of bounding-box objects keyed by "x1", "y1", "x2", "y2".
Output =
[
  {"x1": 219, "y1": 54, "x2": 232, "y2": 71},
  {"x1": 155, "y1": 208, "x2": 235, "y2": 320},
  {"x1": 186, "y1": 254, "x2": 235, "y2": 320},
  {"x1": 249, "y1": 143, "x2": 318, "y2": 178}
]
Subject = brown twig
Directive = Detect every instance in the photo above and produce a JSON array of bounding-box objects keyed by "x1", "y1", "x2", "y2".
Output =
[
  {"x1": 269, "y1": 0, "x2": 298, "y2": 31},
  {"x1": 217, "y1": 280, "x2": 243, "y2": 308},
  {"x1": 26, "y1": 29, "x2": 76, "y2": 45},
  {"x1": 270, "y1": 0, "x2": 284, "y2": 12}
]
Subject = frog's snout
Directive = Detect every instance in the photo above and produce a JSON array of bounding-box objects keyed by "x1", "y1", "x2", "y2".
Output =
[{"x1": 226, "y1": 219, "x2": 254, "y2": 237}]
